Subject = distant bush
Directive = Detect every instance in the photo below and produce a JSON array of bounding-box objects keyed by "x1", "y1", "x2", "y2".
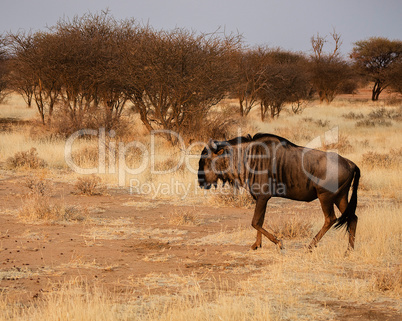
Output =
[
  {"x1": 352, "y1": 107, "x2": 401, "y2": 127},
  {"x1": 302, "y1": 117, "x2": 331, "y2": 128},
  {"x1": 362, "y1": 149, "x2": 402, "y2": 169},
  {"x1": 6, "y1": 148, "x2": 47, "y2": 169},
  {"x1": 368, "y1": 107, "x2": 401, "y2": 120},
  {"x1": 355, "y1": 119, "x2": 392, "y2": 127},
  {"x1": 75, "y1": 175, "x2": 104, "y2": 196},
  {"x1": 342, "y1": 111, "x2": 364, "y2": 120}
]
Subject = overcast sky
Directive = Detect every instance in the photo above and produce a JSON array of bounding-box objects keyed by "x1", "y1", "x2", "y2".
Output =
[{"x1": 1, "y1": 0, "x2": 401, "y2": 56}]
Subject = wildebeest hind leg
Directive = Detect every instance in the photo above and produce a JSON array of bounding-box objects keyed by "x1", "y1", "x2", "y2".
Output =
[
  {"x1": 335, "y1": 194, "x2": 357, "y2": 250},
  {"x1": 308, "y1": 196, "x2": 337, "y2": 250},
  {"x1": 251, "y1": 196, "x2": 283, "y2": 250}
]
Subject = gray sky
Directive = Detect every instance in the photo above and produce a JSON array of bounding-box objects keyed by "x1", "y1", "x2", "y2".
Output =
[{"x1": 1, "y1": 0, "x2": 401, "y2": 56}]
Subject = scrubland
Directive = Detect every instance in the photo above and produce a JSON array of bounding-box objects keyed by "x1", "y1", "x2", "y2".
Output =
[{"x1": 0, "y1": 93, "x2": 401, "y2": 320}]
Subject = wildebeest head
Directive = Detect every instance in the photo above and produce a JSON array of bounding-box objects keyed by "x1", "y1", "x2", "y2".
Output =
[{"x1": 198, "y1": 139, "x2": 231, "y2": 189}]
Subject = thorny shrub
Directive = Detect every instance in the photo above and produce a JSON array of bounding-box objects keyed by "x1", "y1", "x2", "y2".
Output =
[
  {"x1": 74, "y1": 175, "x2": 104, "y2": 196},
  {"x1": 6, "y1": 148, "x2": 47, "y2": 169},
  {"x1": 24, "y1": 175, "x2": 52, "y2": 196}
]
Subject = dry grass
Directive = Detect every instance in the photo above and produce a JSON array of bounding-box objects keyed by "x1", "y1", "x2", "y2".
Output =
[
  {"x1": 19, "y1": 175, "x2": 86, "y2": 223},
  {"x1": 362, "y1": 148, "x2": 402, "y2": 169},
  {"x1": 211, "y1": 186, "x2": 255, "y2": 208},
  {"x1": 168, "y1": 208, "x2": 203, "y2": 226},
  {"x1": 1, "y1": 94, "x2": 402, "y2": 320},
  {"x1": 268, "y1": 215, "x2": 314, "y2": 239},
  {"x1": 18, "y1": 195, "x2": 86, "y2": 223},
  {"x1": 2, "y1": 198, "x2": 402, "y2": 321},
  {"x1": 0, "y1": 280, "x2": 277, "y2": 321}
]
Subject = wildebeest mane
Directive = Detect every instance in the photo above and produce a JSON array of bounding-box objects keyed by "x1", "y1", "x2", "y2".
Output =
[
  {"x1": 252, "y1": 133, "x2": 298, "y2": 148},
  {"x1": 218, "y1": 133, "x2": 298, "y2": 150}
]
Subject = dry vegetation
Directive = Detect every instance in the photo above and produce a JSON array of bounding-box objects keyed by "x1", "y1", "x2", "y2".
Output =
[{"x1": 0, "y1": 93, "x2": 401, "y2": 320}]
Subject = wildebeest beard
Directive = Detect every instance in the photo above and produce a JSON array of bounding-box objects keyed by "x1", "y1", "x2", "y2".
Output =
[
  {"x1": 198, "y1": 134, "x2": 291, "y2": 197},
  {"x1": 198, "y1": 136, "x2": 250, "y2": 190}
]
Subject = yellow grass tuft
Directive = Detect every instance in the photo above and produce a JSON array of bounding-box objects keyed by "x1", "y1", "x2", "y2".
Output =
[
  {"x1": 211, "y1": 186, "x2": 255, "y2": 208},
  {"x1": 18, "y1": 194, "x2": 87, "y2": 223},
  {"x1": 268, "y1": 215, "x2": 314, "y2": 239},
  {"x1": 168, "y1": 208, "x2": 203, "y2": 226}
]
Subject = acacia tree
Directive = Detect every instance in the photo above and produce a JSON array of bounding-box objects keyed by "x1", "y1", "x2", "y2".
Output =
[
  {"x1": 351, "y1": 37, "x2": 402, "y2": 101},
  {"x1": 388, "y1": 60, "x2": 402, "y2": 95},
  {"x1": 125, "y1": 28, "x2": 240, "y2": 142},
  {"x1": 7, "y1": 32, "x2": 61, "y2": 124},
  {"x1": 0, "y1": 34, "x2": 8, "y2": 102},
  {"x1": 52, "y1": 12, "x2": 138, "y2": 131},
  {"x1": 256, "y1": 49, "x2": 311, "y2": 120},
  {"x1": 232, "y1": 48, "x2": 266, "y2": 117},
  {"x1": 309, "y1": 31, "x2": 355, "y2": 103},
  {"x1": 8, "y1": 12, "x2": 142, "y2": 130}
]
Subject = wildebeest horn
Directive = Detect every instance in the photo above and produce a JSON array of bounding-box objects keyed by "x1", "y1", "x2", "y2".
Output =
[{"x1": 208, "y1": 139, "x2": 218, "y2": 152}]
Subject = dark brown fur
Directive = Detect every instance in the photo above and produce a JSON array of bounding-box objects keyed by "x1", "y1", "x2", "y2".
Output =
[{"x1": 198, "y1": 133, "x2": 360, "y2": 250}]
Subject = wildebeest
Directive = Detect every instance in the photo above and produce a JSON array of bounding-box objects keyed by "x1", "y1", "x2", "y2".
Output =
[{"x1": 198, "y1": 133, "x2": 360, "y2": 251}]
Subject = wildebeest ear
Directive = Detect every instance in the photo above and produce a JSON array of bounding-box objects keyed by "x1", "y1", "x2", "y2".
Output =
[
  {"x1": 216, "y1": 149, "x2": 224, "y2": 156},
  {"x1": 208, "y1": 139, "x2": 218, "y2": 152}
]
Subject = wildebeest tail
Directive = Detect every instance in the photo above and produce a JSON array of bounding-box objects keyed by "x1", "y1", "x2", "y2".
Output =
[{"x1": 334, "y1": 166, "x2": 360, "y2": 232}]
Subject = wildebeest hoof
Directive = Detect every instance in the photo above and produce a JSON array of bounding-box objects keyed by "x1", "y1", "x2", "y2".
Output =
[
  {"x1": 344, "y1": 248, "x2": 354, "y2": 257},
  {"x1": 306, "y1": 245, "x2": 315, "y2": 253},
  {"x1": 251, "y1": 243, "x2": 262, "y2": 250}
]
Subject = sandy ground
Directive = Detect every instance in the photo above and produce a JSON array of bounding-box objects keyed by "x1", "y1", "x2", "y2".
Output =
[{"x1": 0, "y1": 171, "x2": 400, "y2": 320}]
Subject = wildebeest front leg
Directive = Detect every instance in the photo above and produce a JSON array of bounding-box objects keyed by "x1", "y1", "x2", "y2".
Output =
[{"x1": 251, "y1": 196, "x2": 283, "y2": 250}]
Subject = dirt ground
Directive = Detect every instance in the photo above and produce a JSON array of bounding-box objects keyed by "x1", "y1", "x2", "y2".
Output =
[{"x1": 0, "y1": 171, "x2": 400, "y2": 320}]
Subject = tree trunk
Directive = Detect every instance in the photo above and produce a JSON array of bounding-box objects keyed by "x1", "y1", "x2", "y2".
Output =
[
  {"x1": 239, "y1": 98, "x2": 244, "y2": 117},
  {"x1": 260, "y1": 103, "x2": 265, "y2": 121},
  {"x1": 139, "y1": 107, "x2": 153, "y2": 132},
  {"x1": 372, "y1": 81, "x2": 382, "y2": 101}
]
